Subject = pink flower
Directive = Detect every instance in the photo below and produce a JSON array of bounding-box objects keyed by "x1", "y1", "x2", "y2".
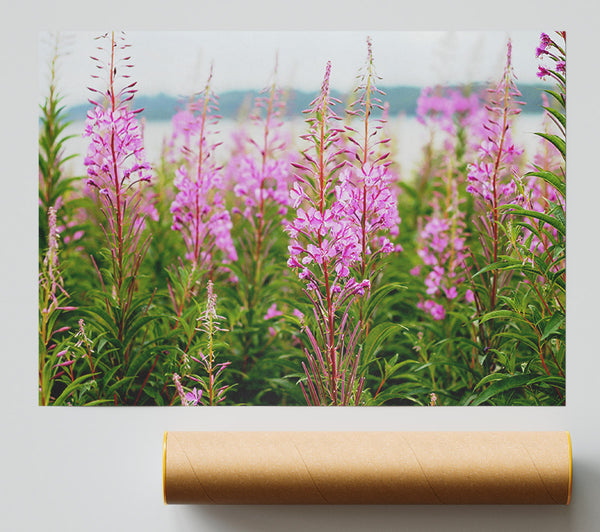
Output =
[
  {"x1": 416, "y1": 86, "x2": 487, "y2": 149},
  {"x1": 169, "y1": 71, "x2": 237, "y2": 266},
  {"x1": 423, "y1": 300, "x2": 446, "y2": 321},
  {"x1": 84, "y1": 106, "x2": 152, "y2": 199},
  {"x1": 82, "y1": 32, "x2": 153, "y2": 302},
  {"x1": 335, "y1": 164, "x2": 401, "y2": 259},
  {"x1": 466, "y1": 40, "x2": 523, "y2": 206},
  {"x1": 226, "y1": 79, "x2": 296, "y2": 228},
  {"x1": 263, "y1": 303, "x2": 283, "y2": 320},
  {"x1": 416, "y1": 179, "x2": 469, "y2": 317},
  {"x1": 185, "y1": 388, "x2": 203, "y2": 406},
  {"x1": 172, "y1": 373, "x2": 188, "y2": 406}
]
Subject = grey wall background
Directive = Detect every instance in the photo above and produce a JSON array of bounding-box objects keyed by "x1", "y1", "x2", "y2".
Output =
[{"x1": 2, "y1": 1, "x2": 599, "y2": 530}]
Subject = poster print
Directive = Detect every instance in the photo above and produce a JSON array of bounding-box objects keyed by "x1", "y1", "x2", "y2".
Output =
[{"x1": 38, "y1": 31, "x2": 565, "y2": 406}]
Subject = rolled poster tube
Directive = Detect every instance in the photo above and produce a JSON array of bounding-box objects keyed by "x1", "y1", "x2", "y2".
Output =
[{"x1": 163, "y1": 431, "x2": 572, "y2": 504}]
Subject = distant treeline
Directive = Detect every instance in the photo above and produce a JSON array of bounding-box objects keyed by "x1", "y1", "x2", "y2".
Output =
[{"x1": 66, "y1": 83, "x2": 552, "y2": 122}]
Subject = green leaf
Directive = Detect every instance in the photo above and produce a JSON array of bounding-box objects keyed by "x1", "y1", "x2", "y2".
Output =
[
  {"x1": 362, "y1": 322, "x2": 404, "y2": 366},
  {"x1": 364, "y1": 282, "x2": 405, "y2": 322},
  {"x1": 543, "y1": 106, "x2": 566, "y2": 129},
  {"x1": 505, "y1": 206, "x2": 565, "y2": 236},
  {"x1": 53, "y1": 374, "x2": 97, "y2": 405},
  {"x1": 535, "y1": 133, "x2": 565, "y2": 159},
  {"x1": 123, "y1": 315, "x2": 159, "y2": 349},
  {"x1": 478, "y1": 309, "x2": 527, "y2": 325},
  {"x1": 106, "y1": 376, "x2": 134, "y2": 397},
  {"x1": 541, "y1": 311, "x2": 565, "y2": 341},
  {"x1": 494, "y1": 331, "x2": 539, "y2": 354},
  {"x1": 472, "y1": 258, "x2": 540, "y2": 279},
  {"x1": 545, "y1": 89, "x2": 565, "y2": 109},
  {"x1": 80, "y1": 306, "x2": 119, "y2": 340},
  {"x1": 524, "y1": 169, "x2": 565, "y2": 197},
  {"x1": 470, "y1": 373, "x2": 562, "y2": 405}
]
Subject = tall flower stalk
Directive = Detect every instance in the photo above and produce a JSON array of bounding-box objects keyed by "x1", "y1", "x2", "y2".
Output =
[
  {"x1": 500, "y1": 32, "x2": 566, "y2": 384},
  {"x1": 231, "y1": 65, "x2": 293, "y2": 244},
  {"x1": 170, "y1": 68, "x2": 236, "y2": 270},
  {"x1": 336, "y1": 37, "x2": 403, "y2": 385},
  {"x1": 39, "y1": 207, "x2": 78, "y2": 404},
  {"x1": 416, "y1": 163, "x2": 471, "y2": 321},
  {"x1": 413, "y1": 86, "x2": 483, "y2": 320},
  {"x1": 288, "y1": 62, "x2": 368, "y2": 405},
  {"x1": 224, "y1": 65, "x2": 297, "y2": 389},
  {"x1": 341, "y1": 37, "x2": 400, "y2": 285},
  {"x1": 83, "y1": 31, "x2": 153, "y2": 366},
  {"x1": 466, "y1": 39, "x2": 524, "y2": 312},
  {"x1": 166, "y1": 69, "x2": 237, "y2": 375},
  {"x1": 171, "y1": 281, "x2": 232, "y2": 405}
]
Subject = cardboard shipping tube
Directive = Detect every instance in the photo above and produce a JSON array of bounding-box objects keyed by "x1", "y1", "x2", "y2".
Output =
[{"x1": 163, "y1": 431, "x2": 572, "y2": 505}]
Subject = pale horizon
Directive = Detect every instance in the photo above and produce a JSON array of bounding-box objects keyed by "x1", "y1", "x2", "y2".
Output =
[{"x1": 39, "y1": 30, "x2": 550, "y2": 108}]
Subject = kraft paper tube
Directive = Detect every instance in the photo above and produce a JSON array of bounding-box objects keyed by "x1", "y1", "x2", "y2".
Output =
[{"x1": 163, "y1": 431, "x2": 572, "y2": 505}]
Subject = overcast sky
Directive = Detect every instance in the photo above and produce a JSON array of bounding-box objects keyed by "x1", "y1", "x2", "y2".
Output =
[{"x1": 39, "y1": 30, "x2": 548, "y2": 107}]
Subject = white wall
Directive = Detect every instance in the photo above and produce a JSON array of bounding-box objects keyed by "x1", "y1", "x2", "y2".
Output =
[{"x1": 2, "y1": 1, "x2": 599, "y2": 531}]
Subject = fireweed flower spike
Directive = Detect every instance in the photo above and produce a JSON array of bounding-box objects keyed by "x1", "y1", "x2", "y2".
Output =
[
  {"x1": 170, "y1": 66, "x2": 236, "y2": 269},
  {"x1": 83, "y1": 32, "x2": 153, "y2": 352},
  {"x1": 414, "y1": 85, "x2": 482, "y2": 319},
  {"x1": 416, "y1": 85, "x2": 487, "y2": 160},
  {"x1": 416, "y1": 167, "x2": 471, "y2": 320},
  {"x1": 230, "y1": 63, "x2": 294, "y2": 225},
  {"x1": 220, "y1": 63, "x2": 296, "y2": 382},
  {"x1": 466, "y1": 39, "x2": 524, "y2": 310},
  {"x1": 528, "y1": 33, "x2": 565, "y2": 252},
  {"x1": 192, "y1": 281, "x2": 232, "y2": 405},
  {"x1": 287, "y1": 61, "x2": 368, "y2": 406},
  {"x1": 39, "y1": 207, "x2": 77, "y2": 405},
  {"x1": 536, "y1": 32, "x2": 566, "y2": 82},
  {"x1": 505, "y1": 31, "x2": 566, "y2": 328},
  {"x1": 172, "y1": 373, "x2": 188, "y2": 406},
  {"x1": 40, "y1": 207, "x2": 69, "y2": 315},
  {"x1": 341, "y1": 37, "x2": 401, "y2": 278}
]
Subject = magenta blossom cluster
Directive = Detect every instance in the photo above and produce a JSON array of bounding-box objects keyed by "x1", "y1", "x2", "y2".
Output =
[
  {"x1": 536, "y1": 32, "x2": 566, "y2": 80},
  {"x1": 467, "y1": 147, "x2": 522, "y2": 203},
  {"x1": 83, "y1": 32, "x2": 154, "y2": 291},
  {"x1": 340, "y1": 38, "x2": 402, "y2": 273},
  {"x1": 414, "y1": 192, "x2": 473, "y2": 320},
  {"x1": 287, "y1": 201, "x2": 362, "y2": 282},
  {"x1": 84, "y1": 33, "x2": 152, "y2": 209},
  {"x1": 417, "y1": 86, "x2": 487, "y2": 144},
  {"x1": 335, "y1": 164, "x2": 402, "y2": 259},
  {"x1": 466, "y1": 41, "x2": 524, "y2": 206},
  {"x1": 84, "y1": 105, "x2": 152, "y2": 190},
  {"x1": 84, "y1": 105, "x2": 152, "y2": 215},
  {"x1": 232, "y1": 157, "x2": 292, "y2": 219},
  {"x1": 286, "y1": 61, "x2": 362, "y2": 289},
  {"x1": 165, "y1": 108, "x2": 195, "y2": 164},
  {"x1": 169, "y1": 71, "x2": 237, "y2": 266},
  {"x1": 286, "y1": 61, "x2": 369, "y2": 405},
  {"x1": 171, "y1": 166, "x2": 236, "y2": 264},
  {"x1": 228, "y1": 82, "x2": 295, "y2": 220}
]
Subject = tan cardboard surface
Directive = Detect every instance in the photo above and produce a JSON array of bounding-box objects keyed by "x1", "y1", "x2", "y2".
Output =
[{"x1": 163, "y1": 431, "x2": 571, "y2": 505}]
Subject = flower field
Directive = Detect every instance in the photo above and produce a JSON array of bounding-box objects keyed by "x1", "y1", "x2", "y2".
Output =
[{"x1": 39, "y1": 31, "x2": 566, "y2": 406}]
